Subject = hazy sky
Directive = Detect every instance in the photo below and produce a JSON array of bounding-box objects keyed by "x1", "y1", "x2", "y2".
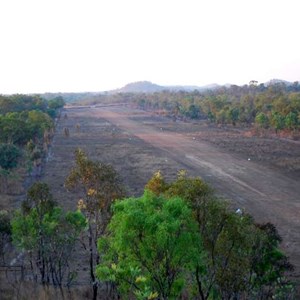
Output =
[{"x1": 1, "y1": 0, "x2": 299, "y2": 93}]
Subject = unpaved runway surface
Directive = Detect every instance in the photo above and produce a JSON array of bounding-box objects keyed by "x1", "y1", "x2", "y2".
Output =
[
  {"x1": 90, "y1": 106, "x2": 300, "y2": 278},
  {"x1": 43, "y1": 105, "x2": 300, "y2": 283}
]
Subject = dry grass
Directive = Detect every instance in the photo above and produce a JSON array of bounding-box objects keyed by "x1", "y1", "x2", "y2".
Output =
[{"x1": 0, "y1": 278, "x2": 94, "y2": 300}]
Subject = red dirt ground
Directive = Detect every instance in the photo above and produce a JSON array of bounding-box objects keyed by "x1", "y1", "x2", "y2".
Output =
[
  {"x1": 89, "y1": 106, "x2": 300, "y2": 280},
  {"x1": 37, "y1": 105, "x2": 300, "y2": 290}
]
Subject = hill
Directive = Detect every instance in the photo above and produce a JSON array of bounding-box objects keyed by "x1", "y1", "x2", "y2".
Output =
[
  {"x1": 112, "y1": 81, "x2": 221, "y2": 94},
  {"x1": 113, "y1": 81, "x2": 165, "y2": 93}
]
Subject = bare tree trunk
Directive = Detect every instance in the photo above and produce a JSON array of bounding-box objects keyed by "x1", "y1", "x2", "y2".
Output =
[{"x1": 88, "y1": 224, "x2": 98, "y2": 300}]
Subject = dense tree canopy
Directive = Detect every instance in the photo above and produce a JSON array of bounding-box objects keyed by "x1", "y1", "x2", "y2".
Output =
[
  {"x1": 97, "y1": 172, "x2": 294, "y2": 299},
  {"x1": 0, "y1": 94, "x2": 64, "y2": 115},
  {"x1": 97, "y1": 191, "x2": 202, "y2": 299},
  {"x1": 0, "y1": 94, "x2": 64, "y2": 172},
  {"x1": 121, "y1": 82, "x2": 300, "y2": 132},
  {"x1": 0, "y1": 143, "x2": 21, "y2": 170}
]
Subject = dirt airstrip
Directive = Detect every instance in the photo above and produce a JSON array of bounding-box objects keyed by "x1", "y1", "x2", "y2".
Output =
[{"x1": 38, "y1": 105, "x2": 300, "y2": 285}]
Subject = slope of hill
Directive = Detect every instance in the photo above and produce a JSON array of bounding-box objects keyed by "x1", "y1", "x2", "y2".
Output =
[
  {"x1": 112, "y1": 81, "x2": 221, "y2": 94},
  {"x1": 114, "y1": 81, "x2": 165, "y2": 93}
]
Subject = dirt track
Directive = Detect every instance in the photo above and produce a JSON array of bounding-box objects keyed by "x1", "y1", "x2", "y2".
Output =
[
  {"x1": 87, "y1": 106, "x2": 300, "y2": 276},
  {"x1": 42, "y1": 105, "x2": 300, "y2": 283}
]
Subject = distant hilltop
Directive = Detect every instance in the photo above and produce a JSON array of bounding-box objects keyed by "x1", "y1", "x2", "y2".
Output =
[
  {"x1": 39, "y1": 79, "x2": 299, "y2": 102},
  {"x1": 110, "y1": 79, "x2": 298, "y2": 94},
  {"x1": 111, "y1": 81, "x2": 221, "y2": 94},
  {"x1": 114, "y1": 81, "x2": 165, "y2": 93}
]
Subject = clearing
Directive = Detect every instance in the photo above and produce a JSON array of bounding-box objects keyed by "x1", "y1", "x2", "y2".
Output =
[{"x1": 39, "y1": 105, "x2": 300, "y2": 284}]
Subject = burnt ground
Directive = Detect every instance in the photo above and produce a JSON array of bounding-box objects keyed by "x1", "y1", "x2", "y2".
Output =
[{"x1": 2, "y1": 104, "x2": 300, "y2": 297}]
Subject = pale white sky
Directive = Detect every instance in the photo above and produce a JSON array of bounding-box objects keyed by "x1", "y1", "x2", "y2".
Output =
[{"x1": 0, "y1": 0, "x2": 299, "y2": 93}]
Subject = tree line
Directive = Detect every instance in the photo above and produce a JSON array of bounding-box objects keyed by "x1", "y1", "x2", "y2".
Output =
[
  {"x1": 1, "y1": 150, "x2": 295, "y2": 299},
  {"x1": 57, "y1": 80, "x2": 299, "y2": 133},
  {"x1": 0, "y1": 94, "x2": 65, "y2": 186},
  {"x1": 127, "y1": 82, "x2": 300, "y2": 132}
]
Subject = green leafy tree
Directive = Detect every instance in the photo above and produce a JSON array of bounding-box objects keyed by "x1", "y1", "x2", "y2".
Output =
[
  {"x1": 96, "y1": 171, "x2": 294, "y2": 299},
  {"x1": 48, "y1": 96, "x2": 65, "y2": 110},
  {"x1": 47, "y1": 97, "x2": 65, "y2": 118},
  {"x1": 65, "y1": 149, "x2": 125, "y2": 300},
  {"x1": 270, "y1": 111, "x2": 285, "y2": 132},
  {"x1": 0, "y1": 143, "x2": 21, "y2": 170},
  {"x1": 26, "y1": 110, "x2": 54, "y2": 139},
  {"x1": 0, "y1": 115, "x2": 29, "y2": 145},
  {"x1": 215, "y1": 108, "x2": 228, "y2": 124},
  {"x1": 187, "y1": 104, "x2": 201, "y2": 119},
  {"x1": 0, "y1": 143, "x2": 21, "y2": 192},
  {"x1": 97, "y1": 191, "x2": 202, "y2": 299},
  {"x1": 11, "y1": 183, "x2": 86, "y2": 286},
  {"x1": 255, "y1": 112, "x2": 269, "y2": 129},
  {"x1": 248, "y1": 223, "x2": 294, "y2": 298},
  {"x1": 207, "y1": 111, "x2": 216, "y2": 122},
  {"x1": 165, "y1": 174, "x2": 226, "y2": 299},
  {"x1": 164, "y1": 173, "x2": 294, "y2": 299},
  {"x1": 228, "y1": 107, "x2": 240, "y2": 126},
  {"x1": 0, "y1": 110, "x2": 54, "y2": 146},
  {"x1": 285, "y1": 111, "x2": 298, "y2": 130},
  {"x1": 0, "y1": 94, "x2": 47, "y2": 114}
]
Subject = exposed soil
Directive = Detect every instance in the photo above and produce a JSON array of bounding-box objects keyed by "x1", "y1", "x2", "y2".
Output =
[
  {"x1": 82, "y1": 106, "x2": 300, "y2": 277},
  {"x1": 2, "y1": 104, "x2": 300, "y2": 296}
]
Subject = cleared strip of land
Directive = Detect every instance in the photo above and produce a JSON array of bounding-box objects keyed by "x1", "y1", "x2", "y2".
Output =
[{"x1": 44, "y1": 105, "x2": 300, "y2": 280}]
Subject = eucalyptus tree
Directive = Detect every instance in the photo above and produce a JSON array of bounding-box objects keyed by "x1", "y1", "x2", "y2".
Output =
[
  {"x1": 97, "y1": 191, "x2": 202, "y2": 299},
  {"x1": 11, "y1": 182, "x2": 86, "y2": 287},
  {"x1": 65, "y1": 149, "x2": 125, "y2": 299}
]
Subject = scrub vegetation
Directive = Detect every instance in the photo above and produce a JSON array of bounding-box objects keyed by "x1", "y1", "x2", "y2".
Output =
[{"x1": 0, "y1": 85, "x2": 299, "y2": 299}]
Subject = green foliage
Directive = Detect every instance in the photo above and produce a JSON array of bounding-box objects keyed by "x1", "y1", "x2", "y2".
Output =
[
  {"x1": 22, "y1": 182, "x2": 56, "y2": 215},
  {"x1": 166, "y1": 174, "x2": 294, "y2": 299},
  {"x1": 0, "y1": 143, "x2": 21, "y2": 170},
  {"x1": 167, "y1": 174, "x2": 294, "y2": 299},
  {"x1": 101, "y1": 172, "x2": 294, "y2": 299},
  {"x1": 47, "y1": 97, "x2": 65, "y2": 118},
  {"x1": 255, "y1": 112, "x2": 269, "y2": 129},
  {"x1": 165, "y1": 170, "x2": 213, "y2": 205},
  {"x1": 0, "y1": 94, "x2": 65, "y2": 116},
  {"x1": 0, "y1": 115, "x2": 27, "y2": 145},
  {"x1": 65, "y1": 149, "x2": 125, "y2": 298},
  {"x1": 228, "y1": 107, "x2": 240, "y2": 125},
  {"x1": 128, "y1": 83, "x2": 300, "y2": 132},
  {"x1": 0, "y1": 95, "x2": 56, "y2": 173},
  {"x1": 270, "y1": 111, "x2": 285, "y2": 131},
  {"x1": 285, "y1": 111, "x2": 298, "y2": 130},
  {"x1": 97, "y1": 191, "x2": 202, "y2": 299},
  {"x1": 11, "y1": 182, "x2": 86, "y2": 286},
  {"x1": 48, "y1": 96, "x2": 65, "y2": 110},
  {"x1": 27, "y1": 110, "x2": 53, "y2": 136},
  {"x1": 65, "y1": 148, "x2": 124, "y2": 233},
  {"x1": 0, "y1": 94, "x2": 47, "y2": 114},
  {"x1": 0, "y1": 110, "x2": 54, "y2": 146},
  {"x1": 187, "y1": 104, "x2": 201, "y2": 119},
  {"x1": 0, "y1": 102, "x2": 55, "y2": 180},
  {"x1": 250, "y1": 223, "x2": 293, "y2": 292}
]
